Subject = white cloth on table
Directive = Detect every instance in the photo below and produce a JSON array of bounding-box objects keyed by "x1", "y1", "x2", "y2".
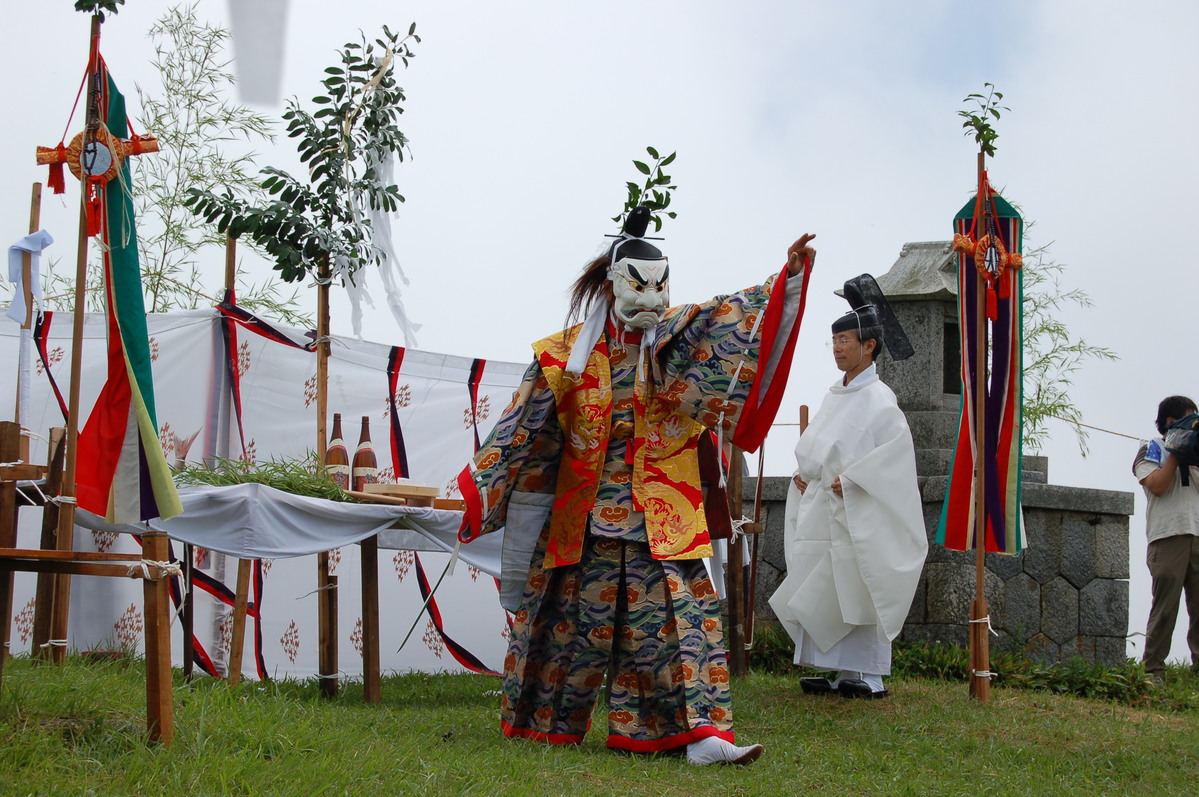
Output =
[{"x1": 72, "y1": 482, "x2": 504, "y2": 578}]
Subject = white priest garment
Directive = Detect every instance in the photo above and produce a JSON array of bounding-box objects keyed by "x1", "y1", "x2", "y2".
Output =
[{"x1": 769, "y1": 362, "x2": 927, "y2": 674}]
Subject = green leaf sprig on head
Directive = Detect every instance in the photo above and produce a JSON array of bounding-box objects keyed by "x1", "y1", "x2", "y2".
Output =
[{"x1": 613, "y1": 146, "x2": 678, "y2": 233}]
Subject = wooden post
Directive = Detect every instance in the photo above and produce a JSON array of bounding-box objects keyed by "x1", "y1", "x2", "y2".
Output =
[
  {"x1": 31, "y1": 427, "x2": 66, "y2": 659},
  {"x1": 969, "y1": 151, "x2": 991, "y2": 703},
  {"x1": 224, "y1": 234, "x2": 237, "y2": 297},
  {"x1": 726, "y1": 447, "x2": 746, "y2": 677},
  {"x1": 361, "y1": 535, "x2": 381, "y2": 702},
  {"x1": 141, "y1": 530, "x2": 175, "y2": 745},
  {"x1": 227, "y1": 558, "x2": 252, "y2": 686},
  {"x1": 50, "y1": 12, "x2": 106, "y2": 667},
  {"x1": 0, "y1": 423, "x2": 21, "y2": 672},
  {"x1": 742, "y1": 440, "x2": 766, "y2": 672},
  {"x1": 14, "y1": 182, "x2": 42, "y2": 463},
  {"x1": 181, "y1": 544, "x2": 194, "y2": 681},
  {"x1": 315, "y1": 255, "x2": 338, "y2": 698}
]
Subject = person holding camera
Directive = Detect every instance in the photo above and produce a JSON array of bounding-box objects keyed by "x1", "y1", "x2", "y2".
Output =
[{"x1": 1134, "y1": 395, "x2": 1199, "y2": 679}]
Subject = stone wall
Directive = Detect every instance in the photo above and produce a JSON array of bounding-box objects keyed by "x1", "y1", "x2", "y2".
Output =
[{"x1": 749, "y1": 472, "x2": 1133, "y2": 665}]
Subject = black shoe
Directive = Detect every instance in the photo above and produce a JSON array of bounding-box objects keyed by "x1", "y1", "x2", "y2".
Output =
[
  {"x1": 800, "y1": 677, "x2": 836, "y2": 696},
  {"x1": 837, "y1": 678, "x2": 888, "y2": 699}
]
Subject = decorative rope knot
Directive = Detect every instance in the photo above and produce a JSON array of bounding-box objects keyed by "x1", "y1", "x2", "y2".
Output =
[
  {"x1": 729, "y1": 516, "x2": 754, "y2": 540},
  {"x1": 952, "y1": 233, "x2": 1023, "y2": 279},
  {"x1": 952, "y1": 232, "x2": 1023, "y2": 321},
  {"x1": 127, "y1": 559, "x2": 182, "y2": 581}
]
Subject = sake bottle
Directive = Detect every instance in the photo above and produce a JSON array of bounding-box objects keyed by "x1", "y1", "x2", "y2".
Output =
[
  {"x1": 352, "y1": 415, "x2": 378, "y2": 492},
  {"x1": 324, "y1": 413, "x2": 350, "y2": 490}
]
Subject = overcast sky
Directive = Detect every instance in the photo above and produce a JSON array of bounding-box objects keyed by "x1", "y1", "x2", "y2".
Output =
[{"x1": 2, "y1": 0, "x2": 1196, "y2": 661}]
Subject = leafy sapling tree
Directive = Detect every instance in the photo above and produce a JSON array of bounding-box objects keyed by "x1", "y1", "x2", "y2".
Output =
[
  {"x1": 958, "y1": 83, "x2": 1009, "y2": 158},
  {"x1": 185, "y1": 25, "x2": 419, "y2": 294},
  {"x1": 613, "y1": 146, "x2": 677, "y2": 232}
]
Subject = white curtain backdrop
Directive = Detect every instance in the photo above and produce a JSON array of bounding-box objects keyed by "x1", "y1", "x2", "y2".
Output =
[{"x1": 2, "y1": 307, "x2": 526, "y2": 680}]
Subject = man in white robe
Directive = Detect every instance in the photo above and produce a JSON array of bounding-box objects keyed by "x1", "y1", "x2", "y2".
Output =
[{"x1": 769, "y1": 288, "x2": 927, "y2": 698}]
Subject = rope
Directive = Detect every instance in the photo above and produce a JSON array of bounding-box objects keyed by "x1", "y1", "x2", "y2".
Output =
[
  {"x1": 297, "y1": 582, "x2": 338, "y2": 599},
  {"x1": 773, "y1": 414, "x2": 1142, "y2": 441},
  {"x1": 126, "y1": 559, "x2": 183, "y2": 581},
  {"x1": 969, "y1": 614, "x2": 999, "y2": 636},
  {"x1": 1047, "y1": 414, "x2": 1140, "y2": 441},
  {"x1": 15, "y1": 483, "x2": 47, "y2": 506},
  {"x1": 38, "y1": 639, "x2": 69, "y2": 649},
  {"x1": 729, "y1": 516, "x2": 754, "y2": 540},
  {"x1": 49, "y1": 495, "x2": 77, "y2": 506}
]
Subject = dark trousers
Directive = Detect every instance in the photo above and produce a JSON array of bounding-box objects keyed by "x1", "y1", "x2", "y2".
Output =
[{"x1": 1144, "y1": 534, "x2": 1199, "y2": 673}]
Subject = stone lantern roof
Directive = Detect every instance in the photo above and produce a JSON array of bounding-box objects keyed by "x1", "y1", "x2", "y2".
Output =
[{"x1": 873, "y1": 240, "x2": 958, "y2": 301}]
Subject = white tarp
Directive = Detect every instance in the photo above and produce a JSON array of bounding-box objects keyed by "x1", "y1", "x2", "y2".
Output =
[
  {"x1": 75, "y1": 483, "x2": 503, "y2": 571},
  {"x1": 2, "y1": 307, "x2": 525, "y2": 679}
]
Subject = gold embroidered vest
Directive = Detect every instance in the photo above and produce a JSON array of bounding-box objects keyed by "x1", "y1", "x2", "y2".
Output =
[{"x1": 534, "y1": 327, "x2": 714, "y2": 567}]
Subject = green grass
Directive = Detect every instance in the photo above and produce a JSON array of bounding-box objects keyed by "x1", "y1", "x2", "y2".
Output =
[{"x1": 4, "y1": 653, "x2": 1199, "y2": 796}]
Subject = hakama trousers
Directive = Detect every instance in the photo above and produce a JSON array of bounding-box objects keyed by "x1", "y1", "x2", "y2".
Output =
[{"x1": 500, "y1": 534, "x2": 735, "y2": 752}]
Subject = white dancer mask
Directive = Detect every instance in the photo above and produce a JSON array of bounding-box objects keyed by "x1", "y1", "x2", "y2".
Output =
[{"x1": 609, "y1": 255, "x2": 669, "y2": 329}]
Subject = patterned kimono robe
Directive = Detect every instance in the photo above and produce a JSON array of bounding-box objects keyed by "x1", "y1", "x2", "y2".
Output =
[{"x1": 457, "y1": 266, "x2": 807, "y2": 752}]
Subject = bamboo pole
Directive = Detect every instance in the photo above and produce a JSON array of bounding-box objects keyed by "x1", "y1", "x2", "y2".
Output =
[
  {"x1": 969, "y1": 151, "x2": 991, "y2": 702},
  {"x1": 315, "y1": 256, "x2": 338, "y2": 698}
]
